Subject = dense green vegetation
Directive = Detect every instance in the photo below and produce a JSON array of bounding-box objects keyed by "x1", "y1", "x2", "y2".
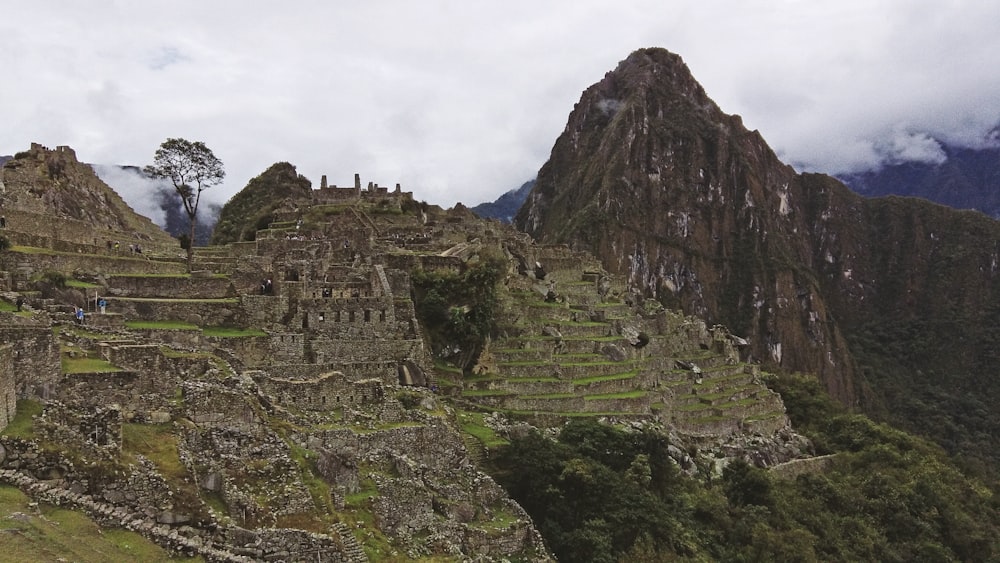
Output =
[
  {"x1": 210, "y1": 161, "x2": 312, "y2": 245},
  {"x1": 486, "y1": 373, "x2": 1000, "y2": 562},
  {"x1": 411, "y1": 254, "x2": 506, "y2": 368},
  {"x1": 848, "y1": 308, "x2": 1000, "y2": 477}
]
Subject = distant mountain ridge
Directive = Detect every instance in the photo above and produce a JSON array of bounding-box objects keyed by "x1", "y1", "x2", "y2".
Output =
[
  {"x1": 470, "y1": 180, "x2": 534, "y2": 223},
  {"x1": 839, "y1": 140, "x2": 1000, "y2": 219}
]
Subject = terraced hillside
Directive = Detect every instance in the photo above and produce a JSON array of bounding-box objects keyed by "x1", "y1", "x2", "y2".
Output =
[
  {"x1": 460, "y1": 244, "x2": 789, "y2": 440},
  {"x1": 1, "y1": 163, "x2": 808, "y2": 561}
]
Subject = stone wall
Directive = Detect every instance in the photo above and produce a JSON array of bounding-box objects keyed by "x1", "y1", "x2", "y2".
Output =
[
  {"x1": 254, "y1": 361, "x2": 399, "y2": 383},
  {"x1": 182, "y1": 379, "x2": 268, "y2": 437},
  {"x1": 309, "y1": 338, "x2": 424, "y2": 364},
  {"x1": 0, "y1": 208, "x2": 167, "y2": 250},
  {"x1": 105, "y1": 275, "x2": 236, "y2": 299},
  {"x1": 0, "y1": 251, "x2": 186, "y2": 288},
  {"x1": 256, "y1": 373, "x2": 386, "y2": 411},
  {"x1": 111, "y1": 298, "x2": 241, "y2": 326},
  {"x1": 0, "y1": 326, "x2": 60, "y2": 399},
  {"x1": 0, "y1": 344, "x2": 14, "y2": 431}
]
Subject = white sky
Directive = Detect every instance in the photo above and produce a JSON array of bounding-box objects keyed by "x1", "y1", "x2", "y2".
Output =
[{"x1": 3, "y1": 0, "x2": 1000, "y2": 217}]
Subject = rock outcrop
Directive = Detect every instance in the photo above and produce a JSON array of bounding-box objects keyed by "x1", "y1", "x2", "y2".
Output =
[{"x1": 514, "y1": 48, "x2": 1000, "y2": 425}]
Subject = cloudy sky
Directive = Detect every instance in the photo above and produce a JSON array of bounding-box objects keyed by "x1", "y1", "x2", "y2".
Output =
[{"x1": 3, "y1": 1, "x2": 999, "y2": 222}]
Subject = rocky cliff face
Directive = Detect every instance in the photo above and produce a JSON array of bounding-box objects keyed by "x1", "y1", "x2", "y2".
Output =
[
  {"x1": 516, "y1": 49, "x2": 857, "y2": 402},
  {"x1": 515, "y1": 48, "x2": 1000, "y2": 420}
]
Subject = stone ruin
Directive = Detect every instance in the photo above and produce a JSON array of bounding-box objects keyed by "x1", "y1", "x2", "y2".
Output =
[{"x1": 0, "y1": 143, "x2": 813, "y2": 560}]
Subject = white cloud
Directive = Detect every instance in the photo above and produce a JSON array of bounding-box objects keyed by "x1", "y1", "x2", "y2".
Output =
[
  {"x1": 91, "y1": 165, "x2": 168, "y2": 226},
  {"x1": 878, "y1": 130, "x2": 947, "y2": 166},
  {"x1": 2, "y1": 0, "x2": 999, "y2": 211}
]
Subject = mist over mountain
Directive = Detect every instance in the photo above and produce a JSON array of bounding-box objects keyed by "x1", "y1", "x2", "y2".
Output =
[
  {"x1": 92, "y1": 164, "x2": 219, "y2": 246},
  {"x1": 516, "y1": 47, "x2": 1000, "y2": 465},
  {"x1": 838, "y1": 139, "x2": 1000, "y2": 219}
]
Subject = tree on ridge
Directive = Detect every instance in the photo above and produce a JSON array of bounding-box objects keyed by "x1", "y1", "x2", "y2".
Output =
[{"x1": 144, "y1": 138, "x2": 225, "y2": 270}]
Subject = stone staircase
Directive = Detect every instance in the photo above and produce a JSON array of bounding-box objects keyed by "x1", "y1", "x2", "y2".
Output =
[
  {"x1": 330, "y1": 521, "x2": 369, "y2": 562},
  {"x1": 191, "y1": 246, "x2": 240, "y2": 275},
  {"x1": 461, "y1": 432, "x2": 487, "y2": 465}
]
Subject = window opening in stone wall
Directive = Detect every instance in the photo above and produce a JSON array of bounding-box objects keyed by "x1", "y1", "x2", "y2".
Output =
[{"x1": 364, "y1": 309, "x2": 371, "y2": 322}]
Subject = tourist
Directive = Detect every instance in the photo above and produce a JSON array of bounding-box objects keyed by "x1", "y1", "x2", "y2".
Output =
[{"x1": 98, "y1": 298, "x2": 107, "y2": 314}]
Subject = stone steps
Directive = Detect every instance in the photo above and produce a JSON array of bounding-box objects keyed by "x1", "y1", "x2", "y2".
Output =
[
  {"x1": 460, "y1": 432, "x2": 487, "y2": 466},
  {"x1": 330, "y1": 522, "x2": 369, "y2": 563}
]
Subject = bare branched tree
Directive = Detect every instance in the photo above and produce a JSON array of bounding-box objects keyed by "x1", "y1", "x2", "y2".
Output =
[{"x1": 145, "y1": 138, "x2": 225, "y2": 270}]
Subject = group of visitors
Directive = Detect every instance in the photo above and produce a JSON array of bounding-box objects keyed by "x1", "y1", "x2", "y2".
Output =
[
  {"x1": 105, "y1": 240, "x2": 143, "y2": 254},
  {"x1": 260, "y1": 279, "x2": 274, "y2": 295}
]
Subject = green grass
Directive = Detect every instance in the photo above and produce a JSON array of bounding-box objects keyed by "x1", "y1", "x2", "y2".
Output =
[
  {"x1": 62, "y1": 356, "x2": 123, "y2": 374},
  {"x1": 115, "y1": 297, "x2": 238, "y2": 303},
  {"x1": 573, "y1": 370, "x2": 640, "y2": 385},
  {"x1": 0, "y1": 300, "x2": 17, "y2": 312},
  {"x1": 285, "y1": 442, "x2": 335, "y2": 531},
  {"x1": 125, "y1": 320, "x2": 200, "y2": 330},
  {"x1": 584, "y1": 390, "x2": 647, "y2": 400},
  {"x1": 461, "y1": 389, "x2": 515, "y2": 397},
  {"x1": 10, "y1": 245, "x2": 58, "y2": 255},
  {"x1": 1, "y1": 399, "x2": 43, "y2": 438},
  {"x1": 124, "y1": 322, "x2": 265, "y2": 337},
  {"x1": 519, "y1": 392, "x2": 576, "y2": 399},
  {"x1": 0, "y1": 484, "x2": 202, "y2": 562},
  {"x1": 121, "y1": 423, "x2": 186, "y2": 481},
  {"x1": 65, "y1": 279, "x2": 100, "y2": 289},
  {"x1": 458, "y1": 411, "x2": 510, "y2": 447},
  {"x1": 110, "y1": 272, "x2": 230, "y2": 279}
]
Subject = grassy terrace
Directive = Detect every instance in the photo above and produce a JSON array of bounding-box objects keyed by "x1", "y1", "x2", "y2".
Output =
[
  {"x1": 584, "y1": 390, "x2": 647, "y2": 400},
  {"x1": 573, "y1": 370, "x2": 640, "y2": 385},
  {"x1": 126, "y1": 320, "x2": 199, "y2": 330},
  {"x1": 11, "y1": 245, "x2": 179, "y2": 263},
  {"x1": 1, "y1": 399, "x2": 43, "y2": 439},
  {"x1": 201, "y1": 326, "x2": 267, "y2": 337},
  {"x1": 518, "y1": 393, "x2": 576, "y2": 399},
  {"x1": 505, "y1": 334, "x2": 625, "y2": 343},
  {"x1": 462, "y1": 389, "x2": 516, "y2": 397},
  {"x1": 461, "y1": 373, "x2": 502, "y2": 383},
  {"x1": 0, "y1": 300, "x2": 31, "y2": 316},
  {"x1": 458, "y1": 411, "x2": 509, "y2": 447},
  {"x1": 498, "y1": 359, "x2": 620, "y2": 367},
  {"x1": 501, "y1": 409, "x2": 651, "y2": 418},
  {"x1": 124, "y1": 321, "x2": 265, "y2": 337},
  {"x1": 65, "y1": 279, "x2": 101, "y2": 289},
  {"x1": 62, "y1": 356, "x2": 124, "y2": 374},
  {"x1": 108, "y1": 273, "x2": 229, "y2": 279},
  {"x1": 114, "y1": 297, "x2": 238, "y2": 303},
  {"x1": 0, "y1": 485, "x2": 203, "y2": 563}
]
